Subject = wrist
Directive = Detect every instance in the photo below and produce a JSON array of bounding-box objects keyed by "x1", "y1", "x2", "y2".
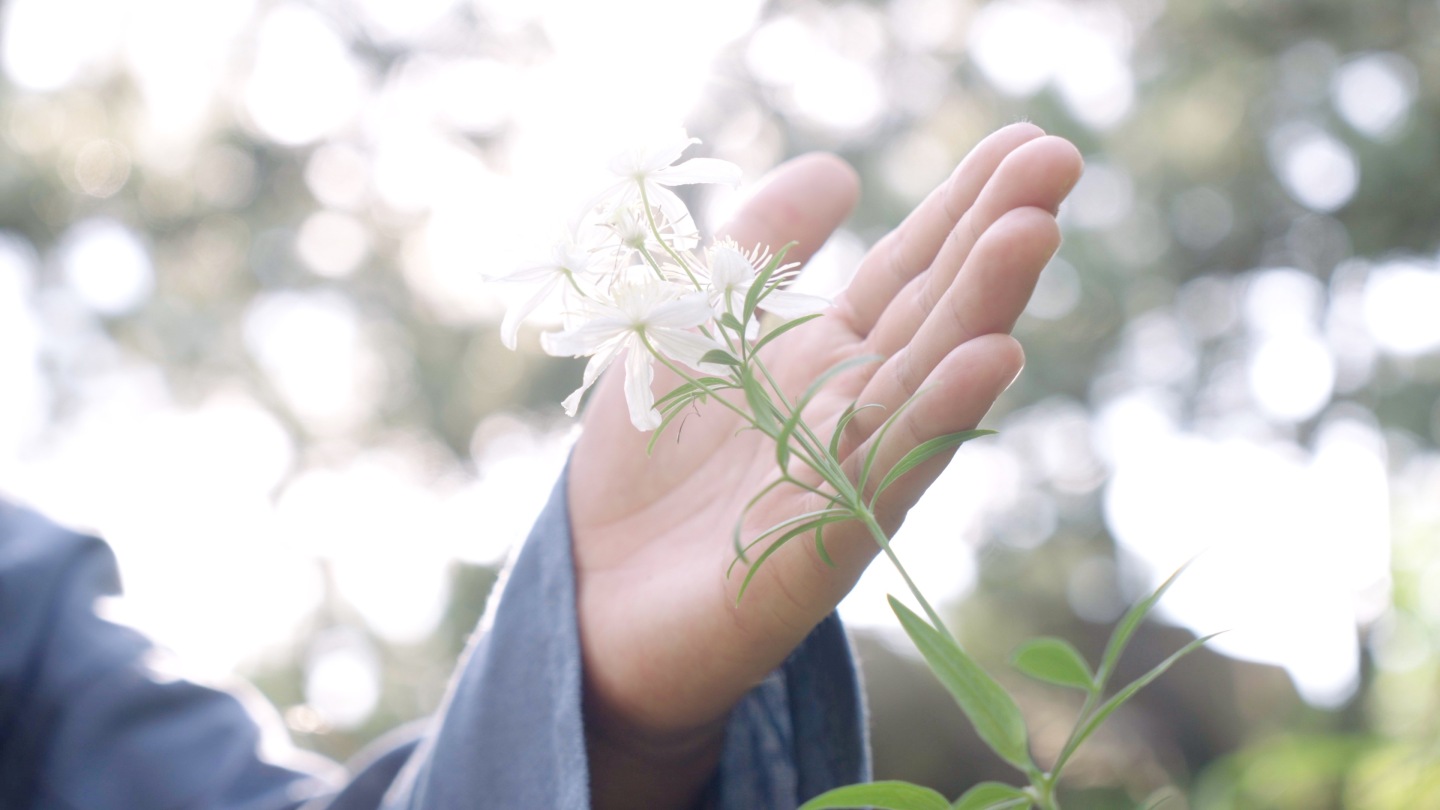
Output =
[{"x1": 584, "y1": 700, "x2": 728, "y2": 810}]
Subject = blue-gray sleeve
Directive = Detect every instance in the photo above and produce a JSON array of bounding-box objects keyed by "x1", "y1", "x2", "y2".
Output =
[
  {"x1": 0, "y1": 500, "x2": 333, "y2": 810},
  {"x1": 381, "y1": 468, "x2": 870, "y2": 809},
  {"x1": 0, "y1": 467, "x2": 869, "y2": 810}
]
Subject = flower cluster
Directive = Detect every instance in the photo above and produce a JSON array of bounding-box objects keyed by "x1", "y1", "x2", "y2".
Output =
[{"x1": 495, "y1": 130, "x2": 828, "y2": 430}]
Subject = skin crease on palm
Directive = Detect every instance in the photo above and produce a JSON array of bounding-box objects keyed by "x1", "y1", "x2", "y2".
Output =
[{"x1": 565, "y1": 123, "x2": 1084, "y2": 810}]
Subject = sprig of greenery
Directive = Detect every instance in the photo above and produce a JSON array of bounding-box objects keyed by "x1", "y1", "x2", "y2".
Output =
[
  {"x1": 626, "y1": 170, "x2": 1211, "y2": 810},
  {"x1": 797, "y1": 568, "x2": 1211, "y2": 810}
]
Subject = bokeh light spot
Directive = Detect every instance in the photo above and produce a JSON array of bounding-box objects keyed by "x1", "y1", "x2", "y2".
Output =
[
  {"x1": 57, "y1": 218, "x2": 154, "y2": 315},
  {"x1": 1268, "y1": 123, "x2": 1359, "y2": 212},
  {"x1": 1333, "y1": 51, "x2": 1416, "y2": 140}
]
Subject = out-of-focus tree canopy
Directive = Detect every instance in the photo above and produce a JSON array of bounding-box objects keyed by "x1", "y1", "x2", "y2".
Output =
[{"x1": 2, "y1": 0, "x2": 1437, "y2": 804}]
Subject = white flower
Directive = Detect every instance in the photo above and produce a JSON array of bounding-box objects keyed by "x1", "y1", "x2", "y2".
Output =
[
  {"x1": 704, "y1": 240, "x2": 830, "y2": 324},
  {"x1": 596, "y1": 129, "x2": 741, "y2": 227},
  {"x1": 594, "y1": 202, "x2": 700, "y2": 273},
  {"x1": 491, "y1": 239, "x2": 594, "y2": 350},
  {"x1": 541, "y1": 278, "x2": 723, "y2": 430}
]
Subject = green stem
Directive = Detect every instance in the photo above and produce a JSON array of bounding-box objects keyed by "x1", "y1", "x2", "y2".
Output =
[
  {"x1": 1049, "y1": 692, "x2": 1101, "y2": 779},
  {"x1": 637, "y1": 244, "x2": 669, "y2": 282},
  {"x1": 1032, "y1": 779, "x2": 1060, "y2": 810},
  {"x1": 642, "y1": 334, "x2": 756, "y2": 429},
  {"x1": 755, "y1": 358, "x2": 831, "y2": 470},
  {"x1": 640, "y1": 335, "x2": 827, "y2": 481},
  {"x1": 856, "y1": 508, "x2": 951, "y2": 637},
  {"x1": 637, "y1": 182, "x2": 702, "y2": 289}
]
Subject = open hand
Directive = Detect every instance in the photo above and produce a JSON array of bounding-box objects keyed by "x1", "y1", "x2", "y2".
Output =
[{"x1": 568, "y1": 123, "x2": 1083, "y2": 809}]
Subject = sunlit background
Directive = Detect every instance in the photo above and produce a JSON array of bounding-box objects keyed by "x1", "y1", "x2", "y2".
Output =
[{"x1": 2, "y1": 0, "x2": 1438, "y2": 805}]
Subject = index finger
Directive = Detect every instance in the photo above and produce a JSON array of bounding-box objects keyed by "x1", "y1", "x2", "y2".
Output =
[
  {"x1": 835, "y1": 123, "x2": 1046, "y2": 337},
  {"x1": 718, "y1": 152, "x2": 860, "y2": 267}
]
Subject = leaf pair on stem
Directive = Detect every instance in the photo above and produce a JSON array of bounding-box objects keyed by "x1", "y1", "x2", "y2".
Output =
[{"x1": 799, "y1": 564, "x2": 1216, "y2": 810}]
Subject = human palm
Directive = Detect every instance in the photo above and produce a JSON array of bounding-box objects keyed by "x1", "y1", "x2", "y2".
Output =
[{"x1": 568, "y1": 124, "x2": 1083, "y2": 808}]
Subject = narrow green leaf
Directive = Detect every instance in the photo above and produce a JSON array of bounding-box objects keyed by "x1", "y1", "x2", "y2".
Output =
[
  {"x1": 829, "y1": 402, "x2": 885, "y2": 459},
  {"x1": 741, "y1": 241, "x2": 799, "y2": 323},
  {"x1": 951, "y1": 782, "x2": 1031, "y2": 810},
  {"x1": 734, "y1": 512, "x2": 851, "y2": 602},
  {"x1": 742, "y1": 246, "x2": 786, "y2": 323},
  {"x1": 889, "y1": 597, "x2": 1033, "y2": 771},
  {"x1": 729, "y1": 476, "x2": 789, "y2": 564},
  {"x1": 1097, "y1": 560, "x2": 1195, "y2": 689},
  {"x1": 653, "y1": 379, "x2": 698, "y2": 410},
  {"x1": 742, "y1": 373, "x2": 778, "y2": 433},
  {"x1": 752, "y1": 312, "x2": 823, "y2": 355},
  {"x1": 693, "y1": 375, "x2": 734, "y2": 388},
  {"x1": 730, "y1": 507, "x2": 850, "y2": 566},
  {"x1": 814, "y1": 523, "x2": 835, "y2": 568},
  {"x1": 1069, "y1": 633, "x2": 1220, "y2": 759},
  {"x1": 700, "y1": 348, "x2": 741, "y2": 367},
  {"x1": 775, "y1": 415, "x2": 797, "y2": 470},
  {"x1": 860, "y1": 388, "x2": 928, "y2": 495},
  {"x1": 719, "y1": 312, "x2": 744, "y2": 333},
  {"x1": 797, "y1": 781, "x2": 951, "y2": 810},
  {"x1": 654, "y1": 376, "x2": 732, "y2": 410},
  {"x1": 647, "y1": 397, "x2": 703, "y2": 455},
  {"x1": 869, "y1": 429, "x2": 994, "y2": 506},
  {"x1": 1010, "y1": 638, "x2": 1095, "y2": 692},
  {"x1": 800, "y1": 355, "x2": 885, "y2": 413},
  {"x1": 775, "y1": 354, "x2": 883, "y2": 471}
]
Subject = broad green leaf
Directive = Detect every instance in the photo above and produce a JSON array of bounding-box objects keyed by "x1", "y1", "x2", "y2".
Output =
[
  {"x1": 699, "y1": 348, "x2": 740, "y2": 367},
  {"x1": 869, "y1": 429, "x2": 994, "y2": 506},
  {"x1": 1067, "y1": 633, "x2": 1220, "y2": 763},
  {"x1": 1139, "y1": 788, "x2": 1179, "y2": 809},
  {"x1": 752, "y1": 312, "x2": 823, "y2": 354},
  {"x1": 951, "y1": 782, "x2": 1031, "y2": 810},
  {"x1": 719, "y1": 312, "x2": 744, "y2": 333},
  {"x1": 1097, "y1": 561, "x2": 1195, "y2": 688},
  {"x1": 797, "y1": 781, "x2": 951, "y2": 810},
  {"x1": 1010, "y1": 638, "x2": 1095, "y2": 692},
  {"x1": 889, "y1": 597, "x2": 1033, "y2": 771}
]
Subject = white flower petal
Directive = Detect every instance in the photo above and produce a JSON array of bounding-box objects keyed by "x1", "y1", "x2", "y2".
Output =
[
  {"x1": 608, "y1": 132, "x2": 699, "y2": 176},
  {"x1": 644, "y1": 184, "x2": 699, "y2": 233},
  {"x1": 501, "y1": 277, "x2": 561, "y2": 349},
  {"x1": 583, "y1": 180, "x2": 633, "y2": 217},
  {"x1": 707, "y1": 244, "x2": 753, "y2": 288},
  {"x1": 560, "y1": 337, "x2": 624, "y2": 416},
  {"x1": 540, "y1": 317, "x2": 628, "y2": 357},
  {"x1": 646, "y1": 293, "x2": 715, "y2": 330},
  {"x1": 653, "y1": 157, "x2": 742, "y2": 188},
  {"x1": 490, "y1": 261, "x2": 559, "y2": 283},
  {"x1": 759, "y1": 289, "x2": 831, "y2": 320},
  {"x1": 649, "y1": 328, "x2": 725, "y2": 372},
  {"x1": 623, "y1": 342, "x2": 660, "y2": 430}
]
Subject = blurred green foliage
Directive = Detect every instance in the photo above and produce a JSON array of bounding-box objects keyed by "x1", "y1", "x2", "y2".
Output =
[{"x1": 3, "y1": 0, "x2": 1438, "y2": 802}]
